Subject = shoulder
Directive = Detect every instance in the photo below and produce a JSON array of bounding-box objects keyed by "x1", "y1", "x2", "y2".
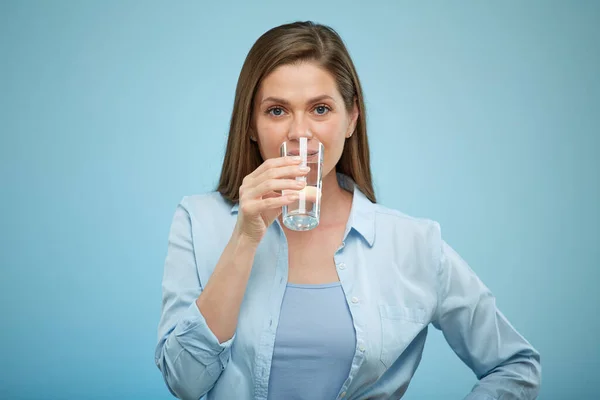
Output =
[
  {"x1": 372, "y1": 202, "x2": 442, "y2": 242},
  {"x1": 369, "y1": 202, "x2": 444, "y2": 268},
  {"x1": 170, "y1": 191, "x2": 237, "y2": 238},
  {"x1": 177, "y1": 191, "x2": 235, "y2": 220},
  {"x1": 174, "y1": 191, "x2": 237, "y2": 250}
]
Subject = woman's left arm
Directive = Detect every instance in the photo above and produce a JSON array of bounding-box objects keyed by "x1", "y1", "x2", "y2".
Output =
[{"x1": 431, "y1": 231, "x2": 541, "y2": 400}]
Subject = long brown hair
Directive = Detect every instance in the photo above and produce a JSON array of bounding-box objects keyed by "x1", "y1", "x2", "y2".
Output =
[{"x1": 217, "y1": 21, "x2": 376, "y2": 204}]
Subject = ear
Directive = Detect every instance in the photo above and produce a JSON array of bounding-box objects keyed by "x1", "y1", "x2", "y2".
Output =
[
  {"x1": 346, "y1": 97, "x2": 359, "y2": 138},
  {"x1": 248, "y1": 125, "x2": 258, "y2": 142}
]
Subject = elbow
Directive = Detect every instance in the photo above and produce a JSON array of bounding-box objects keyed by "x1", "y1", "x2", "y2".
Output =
[
  {"x1": 492, "y1": 346, "x2": 542, "y2": 397},
  {"x1": 516, "y1": 345, "x2": 541, "y2": 388},
  {"x1": 516, "y1": 348, "x2": 542, "y2": 399},
  {"x1": 528, "y1": 347, "x2": 542, "y2": 392},
  {"x1": 154, "y1": 314, "x2": 233, "y2": 399},
  {"x1": 156, "y1": 347, "x2": 217, "y2": 400},
  {"x1": 164, "y1": 373, "x2": 208, "y2": 400}
]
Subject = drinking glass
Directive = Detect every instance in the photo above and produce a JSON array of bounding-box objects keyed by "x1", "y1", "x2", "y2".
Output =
[{"x1": 280, "y1": 137, "x2": 323, "y2": 231}]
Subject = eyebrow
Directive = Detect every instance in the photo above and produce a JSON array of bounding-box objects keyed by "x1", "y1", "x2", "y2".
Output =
[{"x1": 260, "y1": 95, "x2": 335, "y2": 106}]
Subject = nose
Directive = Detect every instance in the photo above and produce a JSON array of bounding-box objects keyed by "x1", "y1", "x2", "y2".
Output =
[{"x1": 287, "y1": 114, "x2": 313, "y2": 141}]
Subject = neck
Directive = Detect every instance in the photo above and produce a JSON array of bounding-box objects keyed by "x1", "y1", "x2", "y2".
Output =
[
  {"x1": 279, "y1": 171, "x2": 353, "y2": 235},
  {"x1": 317, "y1": 171, "x2": 353, "y2": 226},
  {"x1": 279, "y1": 171, "x2": 352, "y2": 238}
]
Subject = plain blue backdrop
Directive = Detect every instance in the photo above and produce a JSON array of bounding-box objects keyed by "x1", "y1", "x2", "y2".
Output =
[{"x1": 1, "y1": 1, "x2": 598, "y2": 399}]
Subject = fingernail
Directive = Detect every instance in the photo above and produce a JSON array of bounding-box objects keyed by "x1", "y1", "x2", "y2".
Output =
[
  {"x1": 292, "y1": 156, "x2": 302, "y2": 161},
  {"x1": 299, "y1": 166, "x2": 310, "y2": 171}
]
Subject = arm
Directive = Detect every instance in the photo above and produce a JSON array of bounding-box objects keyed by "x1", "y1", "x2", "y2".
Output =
[
  {"x1": 154, "y1": 199, "x2": 257, "y2": 400},
  {"x1": 431, "y1": 233, "x2": 541, "y2": 399}
]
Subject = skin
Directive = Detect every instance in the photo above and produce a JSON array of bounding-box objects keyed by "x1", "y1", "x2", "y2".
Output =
[
  {"x1": 197, "y1": 61, "x2": 358, "y2": 343},
  {"x1": 253, "y1": 61, "x2": 359, "y2": 283},
  {"x1": 253, "y1": 61, "x2": 357, "y2": 196}
]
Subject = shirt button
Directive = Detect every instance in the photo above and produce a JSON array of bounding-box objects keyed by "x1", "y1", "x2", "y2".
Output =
[
  {"x1": 351, "y1": 296, "x2": 359, "y2": 304},
  {"x1": 340, "y1": 392, "x2": 346, "y2": 398},
  {"x1": 337, "y1": 263, "x2": 346, "y2": 270},
  {"x1": 359, "y1": 344, "x2": 366, "y2": 352}
]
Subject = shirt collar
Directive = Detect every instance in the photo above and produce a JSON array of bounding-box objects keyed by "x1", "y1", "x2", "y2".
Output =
[
  {"x1": 339, "y1": 173, "x2": 376, "y2": 247},
  {"x1": 230, "y1": 172, "x2": 376, "y2": 246}
]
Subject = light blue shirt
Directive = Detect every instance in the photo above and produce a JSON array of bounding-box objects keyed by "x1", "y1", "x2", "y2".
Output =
[
  {"x1": 267, "y1": 282, "x2": 356, "y2": 399},
  {"x1": 155, "y1": 174, "x2": 541, "y2": 400}
]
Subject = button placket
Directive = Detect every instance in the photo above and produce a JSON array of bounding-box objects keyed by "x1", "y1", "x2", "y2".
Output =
[{"x1": 253, "y1": 222, "x2": 288, "y2": 399}]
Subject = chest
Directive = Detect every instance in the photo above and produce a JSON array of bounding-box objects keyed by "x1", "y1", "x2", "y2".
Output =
[
  {"x1": 223, "y1": 233, "x2": 438, "y2": 399},
  {"x1": 285, "y1": 224, "x2": 346, "y2": 284}
]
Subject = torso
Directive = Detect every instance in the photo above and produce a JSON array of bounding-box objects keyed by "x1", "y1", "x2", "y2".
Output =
[{"x1": 284, "y1": 189, "x2": 352, "y2": 284}]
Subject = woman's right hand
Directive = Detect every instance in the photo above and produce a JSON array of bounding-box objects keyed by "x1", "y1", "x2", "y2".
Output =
[{"x1": 234, "y1": 156, "x2": 309, "y2": 244}]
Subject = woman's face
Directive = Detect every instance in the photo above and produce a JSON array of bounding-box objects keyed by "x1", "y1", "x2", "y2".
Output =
[{"x1": 252, "y1": 61, "x2": 358, "y2": 180}]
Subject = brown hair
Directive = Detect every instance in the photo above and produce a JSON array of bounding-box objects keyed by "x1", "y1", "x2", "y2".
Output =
[{"x1": 217, "y1": 21, "x2": 376, "y2": 203}]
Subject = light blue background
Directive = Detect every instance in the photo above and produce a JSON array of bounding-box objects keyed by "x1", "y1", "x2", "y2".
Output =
[{"x1": 1, "y1": 1, "x2": 598, "y2": 399}]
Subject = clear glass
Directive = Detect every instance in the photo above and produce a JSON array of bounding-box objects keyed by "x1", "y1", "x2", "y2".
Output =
[{"x1": 280, "y1": 137, "x2": 324, "y2": 231}]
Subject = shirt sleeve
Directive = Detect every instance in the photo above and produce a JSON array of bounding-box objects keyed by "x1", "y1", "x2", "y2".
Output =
[
  {"x1": 154, "y1": 199, "x2": 235, "y2": 400},
  {"x1": 431, "y1": 231, "x2": 541, "y2": 399}
]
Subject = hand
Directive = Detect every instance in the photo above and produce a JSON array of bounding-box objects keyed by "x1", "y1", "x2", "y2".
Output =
[{"x1": 234, "y1": 156, "x2": 309, "y2": 244}]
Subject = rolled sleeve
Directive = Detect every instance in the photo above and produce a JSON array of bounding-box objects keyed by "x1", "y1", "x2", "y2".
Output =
[
  {"x1": 174, "y1": 300, "x2": 235, "y2": 372},
  {"x1": 463, "y1": 393, "x2": 496, "y2": 400}
]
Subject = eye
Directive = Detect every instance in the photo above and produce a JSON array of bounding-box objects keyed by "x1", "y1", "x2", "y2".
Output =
[
  {"x1": 314, "y1": 105, "x2": 331, "y2": 115},
  {"x1": 267, "y1": 107, "x2": 285, "y2": 117}
]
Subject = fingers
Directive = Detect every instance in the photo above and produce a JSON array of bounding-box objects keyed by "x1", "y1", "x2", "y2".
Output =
[
  {"x1": 240, "y1": 159, "x2": 309, "y2": 200},
  {"x1": 253, "y1": 164, "x2": 310, "y2": 187},
  {"x1": 240, "y1": 193, "x2": 299, "y2": 216},
  {"x1": 247, "y1": 156, "x2": 302, "y2": 180},
  {"x1": 246, "y1": 178, "x2": 306, "y2": 200},
  {"x1": 238, "y1": 156, "x2": 311, "y2": 218}
]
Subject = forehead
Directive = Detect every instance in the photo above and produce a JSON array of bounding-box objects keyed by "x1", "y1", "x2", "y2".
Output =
[{"x1": 256, "y1": 62, "x2": 340, "y2": 100}]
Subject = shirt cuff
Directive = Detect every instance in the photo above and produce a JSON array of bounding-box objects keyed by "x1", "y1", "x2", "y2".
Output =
[{"x1": 173, "y1": 300, "x2": 235, "y2": 368}]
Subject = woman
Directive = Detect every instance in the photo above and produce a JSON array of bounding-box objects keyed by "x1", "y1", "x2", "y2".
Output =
[{"x1": 155, "y1": 21, "x2": 541, "y2": 400}]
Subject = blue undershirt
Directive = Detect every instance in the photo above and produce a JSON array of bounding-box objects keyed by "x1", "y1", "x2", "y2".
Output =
[{"x1": 267, "y1": 281, "x2": 357, "y2": 400}]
